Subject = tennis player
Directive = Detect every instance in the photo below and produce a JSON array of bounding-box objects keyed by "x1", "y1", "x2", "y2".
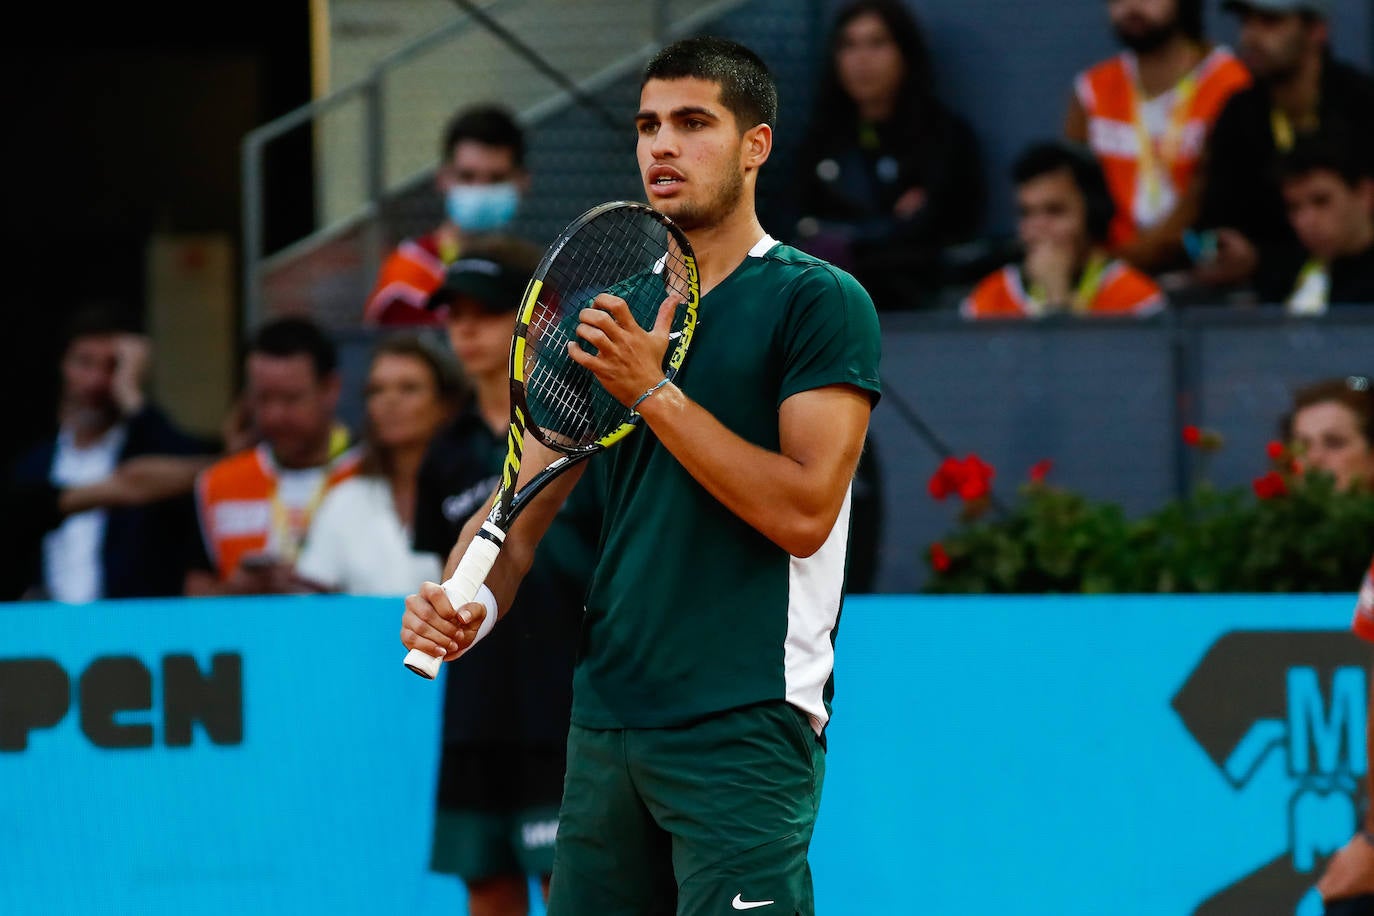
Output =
[{"x1": 402, "y1": 36, "x2": 881, "y2": 915}]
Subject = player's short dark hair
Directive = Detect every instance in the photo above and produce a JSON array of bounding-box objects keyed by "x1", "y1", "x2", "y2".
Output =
[
  {"x1": 1278, "y1": 136, "x2": 1372, "y2": 188},
  {"x1": 441, "y1": 104, "x2": 526, "y2": 167},
  {"x1": 1281, "y1": 376, "x2": 1374, "y2": 445},
  {"x1": 247, "y1": 317, "x2": 337, "y2": 379},
  {"x1": 643, "y1": 36, "x2": 778, "y2": 131},
  {"x1": 1012, "y1": 140, "x2": 1116, "y2": 244}
]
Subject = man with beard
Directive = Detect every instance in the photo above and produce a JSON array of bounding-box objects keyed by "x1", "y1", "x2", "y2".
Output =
[
  {"x1": 6, "y1": 306, "x2": 213, "y2": 600},
  {"x1": 1194, "y1": 0, "x2": 1374, "y2": 302},
  {"x1": 1065, "y1": 0, "x2": 1250, "y2": 272}
]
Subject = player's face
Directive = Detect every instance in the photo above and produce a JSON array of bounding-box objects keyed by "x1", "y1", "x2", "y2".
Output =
[
  {"x1": 835, "y1": 11, "x2": 905, "y2": 113},
  {"x1": 1236, "y1": 10, "x2": 1315, "y2": 83},
  {"x1": 1292, "y1": 401, "x2": 1374, "y2": 492},
  {"x1": 1016, "y1": 169, "x2": 1089, "y2": 254},
  {"x1": 1282, "y1": 171, "x2": 1374, "y2": 263},
  {"x1": 245, "y1": 353, "x2": 339, "y2": 467},
  {"x1": 1109, "y1": 0, "x2": 1182, "y2": 52},
  {"x1": 60, "y1": 334, "x2": 119, "y2": 415},
  {"x1": 445, "y1": 298, "x2": 514, "y2": 380},
  {"x1": 636, "y1": 77, "x2": 751, "y2": 232},
  {"x1": 365, "y1": 352, "x2": 448, "y2": 451}
]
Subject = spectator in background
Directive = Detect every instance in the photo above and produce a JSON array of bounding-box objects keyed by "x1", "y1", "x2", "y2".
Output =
[
  {"x1": 412, "y1": 236, "x2": 600, "y2": 915},
  {"x1": 295, "y1": 335, "x2": 460, "y2": 594},
  {"x1": 1194, "y1": 0, "x2": 1374, "y2": 301},
  {"x1": 1279, "y1": 376, "x2": 1374, "y2": 492},
  {"x1": 185, "y1": 318, "x2": 360, "y2": 595},
  {"x1": 363, "y1": 105, "x2": 530, "y2": 327},
  {"x1": 793, "y1": 0, "x2": 983, "y2": 310},
  {"x1": 1277, "y1": 139, "x2": 1374, "y2": 314},
  {"x1": 7, "y1": 306, "x2": 214, "y2": 601},
  {"x1": 962, "y1": 141, "x2": 1165, "y2": 319},
  {"x1": 1065, "y1": 0, "x2": 1250, "y2": 271}
]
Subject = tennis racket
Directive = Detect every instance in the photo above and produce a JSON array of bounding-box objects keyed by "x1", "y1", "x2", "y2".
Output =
[{"x1": 404, "y1": 200, "x2": 699, "y2": 678}]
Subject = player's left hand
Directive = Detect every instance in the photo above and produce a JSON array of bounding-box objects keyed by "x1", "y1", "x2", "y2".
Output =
[
  {"x1": 569, "y1": 293, "x2": 680, "y2": 407},
  {"x1": 1318, "y1": 834, "x2": 1374, "y2": 902}
]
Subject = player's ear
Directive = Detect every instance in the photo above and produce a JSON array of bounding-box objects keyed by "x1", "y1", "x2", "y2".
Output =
[{"x1": 741, "y1": 123, "x2": 772, "y2": 172}]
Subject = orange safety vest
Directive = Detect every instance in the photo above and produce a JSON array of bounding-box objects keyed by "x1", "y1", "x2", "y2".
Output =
[
  {"x1": 195, "y1": 442, "x2": 361, "y2": 580},
  {"x1": 1075, "y1": 47, "x2": 1251, "y2": 248},
  {"x1": 362, "y1": 234, "x2": 452, "y2": 327},
  {"x1": 961, "y1": 259, "x2": 1165, "y2": 320}
]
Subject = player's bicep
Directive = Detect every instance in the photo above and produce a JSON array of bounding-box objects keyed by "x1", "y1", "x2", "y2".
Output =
[{"x1": 778, "y1": 384, "x2": 873, "y2": 517}]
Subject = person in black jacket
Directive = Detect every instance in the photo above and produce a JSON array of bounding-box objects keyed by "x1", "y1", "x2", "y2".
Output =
[
  {"x1": 6, "y1": 306, "x2": 213, "y2": 601},
  {"x1": 792, "y1": 0, "x2": 984, "y2": 310},
  {"x1": 1194, "y1": 0, "x2": 1374, "y2": 302},
  {"x1": 1277, "y1": 138, "x2": 1374, "y2": 312}
]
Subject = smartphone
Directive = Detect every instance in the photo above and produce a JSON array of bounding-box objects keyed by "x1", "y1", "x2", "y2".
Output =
[{"x1": 1183, "y1": 228, "x2": 1218, "y2": 265}]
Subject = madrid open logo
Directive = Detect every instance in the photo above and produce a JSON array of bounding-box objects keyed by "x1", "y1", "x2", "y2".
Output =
[{"x1": 1175, "y1": 632, "x2": 1368, "y2": 915}]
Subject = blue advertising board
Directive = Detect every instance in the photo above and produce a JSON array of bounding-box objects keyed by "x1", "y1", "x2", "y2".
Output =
[{"x1": 0, "y1": 594, "x2": 1366, "y2": 914}]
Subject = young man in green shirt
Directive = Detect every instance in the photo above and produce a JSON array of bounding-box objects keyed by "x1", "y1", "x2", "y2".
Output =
[{"x1": 402, "y1": 36, "x2": 881, "y2": 915}]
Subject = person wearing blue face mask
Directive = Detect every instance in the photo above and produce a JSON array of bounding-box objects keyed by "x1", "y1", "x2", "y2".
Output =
[{"x1": 364, "y1": 105, "x2": 530, "y2": 326}]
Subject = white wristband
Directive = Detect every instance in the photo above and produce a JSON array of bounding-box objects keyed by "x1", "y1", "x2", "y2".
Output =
[{"x1": 453, "y1": 584, "x2": 498, "y2": 659}]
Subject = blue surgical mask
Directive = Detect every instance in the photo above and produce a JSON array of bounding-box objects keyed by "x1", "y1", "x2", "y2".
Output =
[{"x1": 445, "y1": 183, "x2": 520, "y2": 232}]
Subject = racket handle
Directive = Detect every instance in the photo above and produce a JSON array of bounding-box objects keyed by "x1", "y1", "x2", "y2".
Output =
[{"x1": 403, "y1": 532, "x2": 504, "y2": 679}]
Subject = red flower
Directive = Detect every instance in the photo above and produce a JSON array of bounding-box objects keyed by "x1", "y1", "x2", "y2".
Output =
[
  {"x1": 928, "y1": 454, "x2": 995, "y2": 503},
  {"x1": 927, "y1": 457, "x2": 963, "y2": 500},
  {"x1": 959, "y1": 476, "x2": 990, "y2": 501},
  {"x1": 1253, "y1": 471, "x2": 1288, "y2": 500},
  {"x1": 1266, "y1": 441, "x2": 1286, "y2": 461},
  {"x1": 1029, "y1": 459, "x2": 1053, "y2": 483},
  {"x1": 1182, "y1": 425, "x2": 1202, "y2": 446},
  {"x1": 929, "y1": 543, "x2": 951, "y2": 572}
]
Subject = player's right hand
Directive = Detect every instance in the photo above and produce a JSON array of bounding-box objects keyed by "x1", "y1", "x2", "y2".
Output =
[{"x1": 400, "y1": 581, "x2": 486, "y2": 661}]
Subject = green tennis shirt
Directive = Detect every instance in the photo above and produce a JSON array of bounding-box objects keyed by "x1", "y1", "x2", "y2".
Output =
[{"x1": 573, "y1": 237, "x2": 882, "y2": 732}]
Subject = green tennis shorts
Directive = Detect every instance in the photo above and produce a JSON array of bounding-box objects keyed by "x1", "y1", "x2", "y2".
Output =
[{"x1": 547, "y1": 700, "x2": 826, "y2": 916}]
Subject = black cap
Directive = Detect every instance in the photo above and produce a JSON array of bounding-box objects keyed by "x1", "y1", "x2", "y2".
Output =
[{"x1": 426, "y1": 254, "x2": 529, "y2": 315}]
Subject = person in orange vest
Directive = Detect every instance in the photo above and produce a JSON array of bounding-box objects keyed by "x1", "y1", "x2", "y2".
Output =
[
  {"x1": 185, "y1": 318, "x2": 359, "y2": 595},
  {"x1": 362, "y1": 105, "x2": 531, "y2": 327},
  {"x1": 1065, "y1": 0, "x2": 1250, "y2": 272},
  {"x1": 962, "y1": 141, "x2": 1165, "y2": 320}
]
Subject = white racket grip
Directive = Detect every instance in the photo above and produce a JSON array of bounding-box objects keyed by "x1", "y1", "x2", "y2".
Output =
[{"x1": 403, "y1": 528, "x2": 504, "y2": 679}]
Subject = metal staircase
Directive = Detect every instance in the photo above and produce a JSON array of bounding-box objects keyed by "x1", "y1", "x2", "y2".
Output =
[{"x1": 242, "y1": 0, "x2": 823, "y2": 330}]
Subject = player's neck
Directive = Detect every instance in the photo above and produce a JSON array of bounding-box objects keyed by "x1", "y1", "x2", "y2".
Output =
[
  {"x1": 474, "y1": 371, "x2": 509, "y2": 436},
  {"x1": 687, "y1": 207, "x2": 767, "y2": 296},
  {"x1": 1134, "y1": 35, "x2": 1204, "y2": 98}
]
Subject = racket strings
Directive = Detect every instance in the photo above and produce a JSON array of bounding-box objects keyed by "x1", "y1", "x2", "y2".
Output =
[{"x1": 523, "y1": 210, "x2": 693, "y2": 449}]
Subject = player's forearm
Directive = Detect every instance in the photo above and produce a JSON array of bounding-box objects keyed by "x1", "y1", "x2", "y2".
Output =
[
  {"x1": 636, "y1": 384, "x2": 868, "y2": 558},
  {"x1": 442, "y1": 461, "x2": 585, "y2": 615}
]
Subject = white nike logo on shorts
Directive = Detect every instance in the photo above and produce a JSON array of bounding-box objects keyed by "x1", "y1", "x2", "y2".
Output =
[{"x1": 732, "y1": 894, "x2": 775, "y2": 910}]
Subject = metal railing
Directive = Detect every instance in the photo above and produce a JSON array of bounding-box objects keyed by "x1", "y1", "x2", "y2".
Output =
[{"x1": 240, "y1": 0, "x2": 752, "y2": 332}]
